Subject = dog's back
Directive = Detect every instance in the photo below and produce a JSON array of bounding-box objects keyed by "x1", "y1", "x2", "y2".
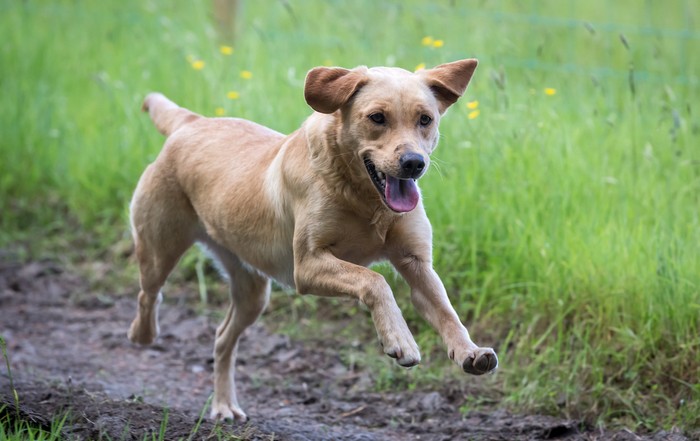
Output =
[{"x1": 136, "y1": 93, "x2": 296, "y2": 283}]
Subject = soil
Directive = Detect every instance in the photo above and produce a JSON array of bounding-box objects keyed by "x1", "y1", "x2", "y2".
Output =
[{"x1": 0, "y1": 258, "x2": 693, "y2": 440}]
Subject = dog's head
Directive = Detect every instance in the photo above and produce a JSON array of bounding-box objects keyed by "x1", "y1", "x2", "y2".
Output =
[{"x1": 304, "y1": 59, "x2": 477, "y2": 213}]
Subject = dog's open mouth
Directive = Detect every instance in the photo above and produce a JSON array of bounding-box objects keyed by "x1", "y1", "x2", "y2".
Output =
[{"x1": 364, "y1": 158, "x2": 420, "y2": 213}]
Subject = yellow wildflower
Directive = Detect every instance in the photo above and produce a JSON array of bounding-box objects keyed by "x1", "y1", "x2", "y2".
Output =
[
  {"x1": 220, "y1": 45, "x2": 234, "y2": 55},
  {"x1": 432, "y1": 39, "x2": 444, "y2": 48},
  {"x1": 421, "y1": 36, "x2": 434, "y2": 46},
  {"x1": 415, "y1": 63, "x2": 426, "y2": 72},
  {"x1": 191, "y1": 60, "x2": 205, "y2": 70},
  {"x1": 227, "y1": 91, "x2": 240, "y2": 100},
  {"x1": 466, "y1": 100, "x2": 479, "y2": 109},
  {"x1": 468, "y1": 109, "x2": 480, "y2": 120},
  {"x1": 240, "y1": 70, "x2": 253, "y2": 80},
  {"x1": 323, "y1": 59, "x2": 334, "y2": 66},
  {"x1": 544, "y1": 87, "x2": 557, "y2": 95},
  {"x1": 215, "y1": 107, "x2": 225, "y2": 116}
]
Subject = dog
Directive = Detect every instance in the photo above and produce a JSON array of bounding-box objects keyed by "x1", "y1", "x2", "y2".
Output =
[{"x1": 128, "y1": 59, "x2": 498, "y2": 421}]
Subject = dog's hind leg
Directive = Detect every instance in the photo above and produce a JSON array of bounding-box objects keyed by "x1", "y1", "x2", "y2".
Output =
[
  {"x1": 127, "y1": 167, "x2": 197, "y2": 345},
  {"x1": 205, "y1": 242, "x2": 270, "y2": 422}
]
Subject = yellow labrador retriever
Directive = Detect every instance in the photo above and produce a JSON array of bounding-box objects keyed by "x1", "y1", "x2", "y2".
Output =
[{"x1": 128, "y1": 59, "x2": 498, "y2": 421}]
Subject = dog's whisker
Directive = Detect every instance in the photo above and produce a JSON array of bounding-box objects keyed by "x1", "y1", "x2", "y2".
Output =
[{"x1": 430, "y1": 160, "x2": 446, "y2": 179}]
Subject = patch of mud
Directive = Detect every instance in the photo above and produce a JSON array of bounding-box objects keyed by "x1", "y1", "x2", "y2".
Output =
[{"x1": 0, "y1": 260, "x2": 693, "y2": 440}]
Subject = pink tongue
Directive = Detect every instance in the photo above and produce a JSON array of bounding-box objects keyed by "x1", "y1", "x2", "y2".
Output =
[{"x1": 385, "y1": 176, "x2": 420, "y2": 212}]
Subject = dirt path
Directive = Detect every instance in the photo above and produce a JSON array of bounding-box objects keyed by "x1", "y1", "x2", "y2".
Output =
[{"x1": 0, "y1": 260, "x2": 690, "y2": 440}]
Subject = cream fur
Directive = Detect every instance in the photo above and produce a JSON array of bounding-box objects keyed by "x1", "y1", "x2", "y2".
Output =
[{"x1": 128, "y1": 59, "x2": 497, "y2": 422}]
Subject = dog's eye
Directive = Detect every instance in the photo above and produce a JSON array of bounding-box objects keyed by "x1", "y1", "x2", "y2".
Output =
[
  {"x1": 369, "y1": 113, "x2": 386, "y2": 125},
  {"x1": 419, "y1": 114, "x2": 432, "y2": 126}
]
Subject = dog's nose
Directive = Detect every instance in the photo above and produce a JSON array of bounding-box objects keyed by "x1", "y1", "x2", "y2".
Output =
[{"x1": 399, "y1": 153, "x2": 426, "y2": 178}]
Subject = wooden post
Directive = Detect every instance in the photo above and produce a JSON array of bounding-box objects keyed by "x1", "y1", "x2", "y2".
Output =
[{"x1": 213, "y1": 0, "x2": 239, "y2": 44}]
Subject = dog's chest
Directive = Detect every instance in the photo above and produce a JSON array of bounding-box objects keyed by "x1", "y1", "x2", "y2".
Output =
[{"x1": 325, "y1": 212, "x2": 396, "y2": 266}]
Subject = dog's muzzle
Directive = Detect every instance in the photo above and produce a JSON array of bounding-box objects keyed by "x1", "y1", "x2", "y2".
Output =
[{"x1": 364, "y1": 157, "x2": 421, "y2": 213}]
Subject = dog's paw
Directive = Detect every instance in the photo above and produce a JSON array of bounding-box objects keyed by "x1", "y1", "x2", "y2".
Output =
[
  {"x1": 127, "y1": 316, "x2": 158, "y2": 345},
  {"x1": 455, "y1": 347, "x2": 498, "y2": 375},
  {"x1": 128, "y1": 292, "x2": 162, "y2": 345},
  {"x1": 210, "y1": 402, "x2": 247, "y2": 423},
  {"x1": 381, "y1": 334, "x2": 421, "y2": 368}
]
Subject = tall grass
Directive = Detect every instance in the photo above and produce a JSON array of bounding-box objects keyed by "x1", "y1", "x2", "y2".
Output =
[{"x1": 1, "y1": 0, "x2": 698, "y2": 430}]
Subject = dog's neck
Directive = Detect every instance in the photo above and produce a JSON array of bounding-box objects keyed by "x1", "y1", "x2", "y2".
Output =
[{"x1": 302, "y1": 113, "x2": 400, "y2": 222}]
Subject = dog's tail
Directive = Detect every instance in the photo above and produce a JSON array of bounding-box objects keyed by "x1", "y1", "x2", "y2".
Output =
[{"x1": 142, "y1": 93, "x2": 201, "y2": 137}]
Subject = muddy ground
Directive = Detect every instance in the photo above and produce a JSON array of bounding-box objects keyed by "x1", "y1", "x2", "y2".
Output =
[{"x1": 0, "y1": 258, "x2": 693, "y2": 440}]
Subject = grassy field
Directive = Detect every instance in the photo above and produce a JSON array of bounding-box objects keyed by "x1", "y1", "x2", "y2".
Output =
[{"x1": 1, "y1": 0, "x2": 699, "y2": 432}]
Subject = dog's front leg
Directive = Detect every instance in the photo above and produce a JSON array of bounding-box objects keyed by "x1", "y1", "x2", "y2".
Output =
[
  {"x1": 294, "y1": 250, "x2": 421, "y2": 367},
  {"x1": 389, "y1": 243, "x2": 498, "y2": 375}
]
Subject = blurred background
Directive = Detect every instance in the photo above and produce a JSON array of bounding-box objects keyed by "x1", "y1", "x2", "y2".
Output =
[{"x1": 1, "y1": 0, "x2": 698, "y2": 432}]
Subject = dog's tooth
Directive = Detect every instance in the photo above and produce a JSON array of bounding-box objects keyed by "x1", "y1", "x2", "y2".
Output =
[{"x1": 377, "y1": 171, "x2": 384, "y2": 180}]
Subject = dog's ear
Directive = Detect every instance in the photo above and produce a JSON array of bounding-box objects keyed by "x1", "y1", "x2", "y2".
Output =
[
  {"x1": 420, "y1": 59, "x2": 478, "y2": 114},
  {"x1": 304, "y1": 67, "x2": 368, "y2": 114}
]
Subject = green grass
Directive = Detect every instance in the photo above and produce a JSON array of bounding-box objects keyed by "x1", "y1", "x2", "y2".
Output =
[
  {"x1": 0, "y1": 410, "x2": 67, "y2": 441},
  {"x1": 0, "y1": 337, "x2": 65, "y2": 441},
  {"x1": 1, "y1": 0, "x2": 699, "y2": 432}
]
